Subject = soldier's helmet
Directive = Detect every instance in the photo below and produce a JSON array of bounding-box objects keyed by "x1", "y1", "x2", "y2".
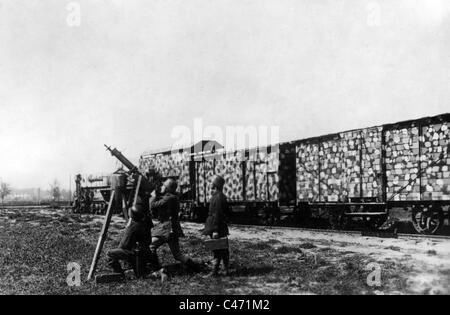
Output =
[
  {"x1": 212, "y1": 175, "x2": 225, "y2": 190},
  {"x1": 163, "y1": 178, "x2": 178, "y2": 194},
  {"x1": 146, "y1": 167, "x2": 157, "y2": 178}
]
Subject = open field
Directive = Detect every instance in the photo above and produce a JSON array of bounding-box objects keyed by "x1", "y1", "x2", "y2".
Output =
[{"x1": 0, "y1": 207, "x2": 449, "y2": 295}]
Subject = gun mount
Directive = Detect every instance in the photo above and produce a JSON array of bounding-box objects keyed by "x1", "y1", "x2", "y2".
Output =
[{"x1": 104, "y1": 144, "x2": 157, "y2": 197}]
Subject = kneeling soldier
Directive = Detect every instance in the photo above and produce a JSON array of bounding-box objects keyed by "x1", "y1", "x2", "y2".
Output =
[
  {"x1": 202, "y1": 175, "x2": 230, "y2": 277},
  {"x1": 106, "y1": 199, "x2": 151, "y2": 277},
  {"x1": 149, "y1": 178, "x2": 198, "y2": 275}
]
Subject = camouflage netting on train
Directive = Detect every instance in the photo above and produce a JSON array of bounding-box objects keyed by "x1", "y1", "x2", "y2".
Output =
[
  {"x1": 385, "y1": 127, "x2": 420, "y2": 200},
  {"x1": 245, "y1": 151, "x2": 279, "y2": 202},
  {"x1": 296, "y1": 127, "x2": 382, "y2": 202},
  {"x1": 196, "y1": 150, "x2": 279, "y2": 203},
  {"x1": 421, "y1": 122, "x2": 450, "y2": 200},
  {"x1": 139, "y1": 151, "x2": 191, "y2": 193},
  {"x1": 196, "y1": 159, "x2": 212, "y2": 203},
  {"x1": 296, "y1": 120, "x2": 450, "y2": 203},
  {"x1": 216, "y1": 153, "x2": 244, "y2": 202},
  {"x1": 386, "y1": 122, "x2": 450, "y2": 201},
  {"x1": 196, "y1": 152, "x2": 244, "y2": 203}
]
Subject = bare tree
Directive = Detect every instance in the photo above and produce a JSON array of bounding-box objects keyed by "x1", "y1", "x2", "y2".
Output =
[
  {"x1": 0, "y1": 182, "x2": 12, "y2": 205},
  {"x1": 50, "y1": 180, "x2": 61, "y2": 203}
]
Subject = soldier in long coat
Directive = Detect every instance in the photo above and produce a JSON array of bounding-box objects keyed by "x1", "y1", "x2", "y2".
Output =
[{"x1": 202, "y1": 175, "x2": 230, "y2": 276}]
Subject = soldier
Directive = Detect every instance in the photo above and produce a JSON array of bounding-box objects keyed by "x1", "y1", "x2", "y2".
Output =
[
  {"x1": 149, "y1": 178, "x2": 198, "y2": 276},
  {"x1": 202, "y1": 175, "x2": 230, "y2": 277},
  {"x1": 106, "y1": 198, "x2": 151, "y2": 277}
]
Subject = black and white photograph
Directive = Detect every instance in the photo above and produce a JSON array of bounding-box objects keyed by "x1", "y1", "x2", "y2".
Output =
[{"x1": 0, "y1": 0, "x2": 449, "y2": 299}]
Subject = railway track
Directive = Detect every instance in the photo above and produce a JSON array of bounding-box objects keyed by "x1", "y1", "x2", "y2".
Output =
[
  {"x1": 4, "y1": 205, "x2": 448, "y2": 240},
  {"x1": 229, "y1": 223, "x2": 450, "y2": 241}
]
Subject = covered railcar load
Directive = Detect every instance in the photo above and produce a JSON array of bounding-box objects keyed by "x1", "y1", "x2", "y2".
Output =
[
  {"x1": 193, "y1": 147, "x2": 281, "y2": 224},
  {"x1": 138, "y1": 140, "x2": 223, "y2": 220},
  {"x1": 135, "y1": 113, "x2": 449, "y2": 235},
  {"x1": 295, "y1": 126, "x2": 386, "y2": 229},
  {"x1": 294, "y1": 113, "x2": 450, "y2": 234}
]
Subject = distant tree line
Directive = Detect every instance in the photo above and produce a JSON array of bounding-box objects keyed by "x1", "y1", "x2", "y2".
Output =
[
  {"x1": 0, "y1": 179, "x2": 72, "y2": 206},
  {"x1": 0, "y1": 181, "x2": 12, "y2": 205}
]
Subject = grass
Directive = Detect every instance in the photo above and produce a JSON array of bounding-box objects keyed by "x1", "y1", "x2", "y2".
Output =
[
  {"x1": 0, "y1": 208, "x2": 415, "y2": 295},
  {"x1": 274, "y1": 246, "x2": 303, "y2": 254},
  {"x1": 298, "y1": 242, "x2": 317, "y2": 249}
]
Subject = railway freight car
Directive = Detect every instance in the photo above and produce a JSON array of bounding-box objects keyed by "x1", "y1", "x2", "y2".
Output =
[
  {"x1": 139, "y1": 141, "x2": 282, "y2": 222},
  {"x1": 193, "y1": 146, "x2": 282, "y2": 224},
  {"x1": 138, "y1": 140, "x2": 224, "y2": 217},
  {"x1": 293, "y1": 113, "x2": 450, "y2": 234},
  {"x1": 138, "y1": 113, "x2": 450, "y2": 234}
]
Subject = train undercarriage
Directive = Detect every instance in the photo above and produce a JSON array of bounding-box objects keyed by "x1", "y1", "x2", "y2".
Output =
[{"x1": 186, "y1": 199, "x2": 449, "y2": 235}]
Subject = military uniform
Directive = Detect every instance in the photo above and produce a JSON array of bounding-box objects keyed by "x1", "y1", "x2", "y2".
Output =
[
  {"x1": 203, "y1": 191, "x2": 230, "y2": 237},
  {"x1": 202, "y1": 176, "x2": 230, "y2": 276},
  {"x1": 106, "y1": 205, "x2": 151, "y2": 275},
  {"x1": 149, "y1": 189, "x2": 195, "y2": 270}
]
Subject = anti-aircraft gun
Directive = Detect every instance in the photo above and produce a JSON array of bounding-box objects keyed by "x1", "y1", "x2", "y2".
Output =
[
  {"x1": 103, "y1": 144, "x2": 160, "y2": 218},
  {"x1": 87, "y1": 145, "x2": 162, "y2": 281}
]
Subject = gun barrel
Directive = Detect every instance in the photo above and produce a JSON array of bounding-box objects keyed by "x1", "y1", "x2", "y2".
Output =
[
  {"x1": 104, "y1": 144, "x2": 138, "y2": 173},
  {"x1": 104, "y1": 145, "x2": 157, "y2": 196}
]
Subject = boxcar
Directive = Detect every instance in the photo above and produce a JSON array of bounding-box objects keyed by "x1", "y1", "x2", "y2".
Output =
[
  {"x1": 138, "y1": 113, "x2": 450, "y2": 234},
  {"x1": 290, "y1": 113, "x2": 450, "y2": 234}
]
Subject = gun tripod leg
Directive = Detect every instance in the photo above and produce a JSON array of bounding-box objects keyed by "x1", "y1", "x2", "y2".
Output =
[{"x1": 87, "y1": 190, "x2": 116, "y2": 281}]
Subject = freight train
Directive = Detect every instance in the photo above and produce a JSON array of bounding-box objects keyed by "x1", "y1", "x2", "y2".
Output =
[{"x1": 138, "y1": 113, "x2": 450, "y2": 235}]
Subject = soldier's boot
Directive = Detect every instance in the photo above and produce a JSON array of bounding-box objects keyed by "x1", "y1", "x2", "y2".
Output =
[
  {"x1": 150, "y1": 268, "x2": 168, "y2": 283},
  {"x1": 223, "y1": 251, "x2": 230, "y2": 276},
  {"x1": 185, "y1": 258, "x2": 201, "y2": 273},
  {"x1": 203, "y1": 258, "x2": 220, "y2": 278},
  {"x1": 149, "y1": 250, "x2": 162, "y2": 272},
  {"x1": 107, "y1": 260, "x2": 125, "y2": 276}
]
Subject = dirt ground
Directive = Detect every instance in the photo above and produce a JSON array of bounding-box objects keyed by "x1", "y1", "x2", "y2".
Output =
[{"x1": 0, "y1": 207, "x2": 449, "y2": 295}]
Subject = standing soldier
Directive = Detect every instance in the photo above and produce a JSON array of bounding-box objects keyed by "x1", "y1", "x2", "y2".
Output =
[
  {"x1": 149, "y1": 178, "x2": 198, "y2": 277},
  {"x1": 202, "y1": 175, "x2": 230, "y2": 277}
]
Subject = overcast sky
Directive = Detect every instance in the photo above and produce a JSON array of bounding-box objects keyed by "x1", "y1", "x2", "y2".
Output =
[{"x1": 0, "y1": 0, "x2": 449, "y2": 189}]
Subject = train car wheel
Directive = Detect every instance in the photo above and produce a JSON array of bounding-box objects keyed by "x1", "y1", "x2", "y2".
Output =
[
  {"x1": 261, "y1": 207, "x2": 280, "y2": 226},
  {"x1": 363, "y1": 215, "x2": 387, "y2": 230},
  {"x1": 191, "y1": 206, "x2": 199, "y2": 222},
  {"x1": 187, "y1": 203, "x2": 195, "y2": 221},
  {"x1": 260, "y1": 207, "x2": 269, "y2": 226},
  {"x1": 189, "y1": 206, "x2": 195, "y2": 221},
  {"x1": 329, "y1": 209, "x2": 347, "y2": 230},
  {"x1": 411, "y1": 205, "x2": 444, "y2": 235},
  {"x1": 448, "y1": 207, "x2": 450, "y2": 226}
]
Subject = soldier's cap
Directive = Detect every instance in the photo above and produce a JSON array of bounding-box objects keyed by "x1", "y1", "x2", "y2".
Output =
[
  {"x1": 163, "y1": 178, "x2": 178, "y2": 193},
  {"x1": 212, "y1": 175, "x2": 225, "y2": 189}
]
